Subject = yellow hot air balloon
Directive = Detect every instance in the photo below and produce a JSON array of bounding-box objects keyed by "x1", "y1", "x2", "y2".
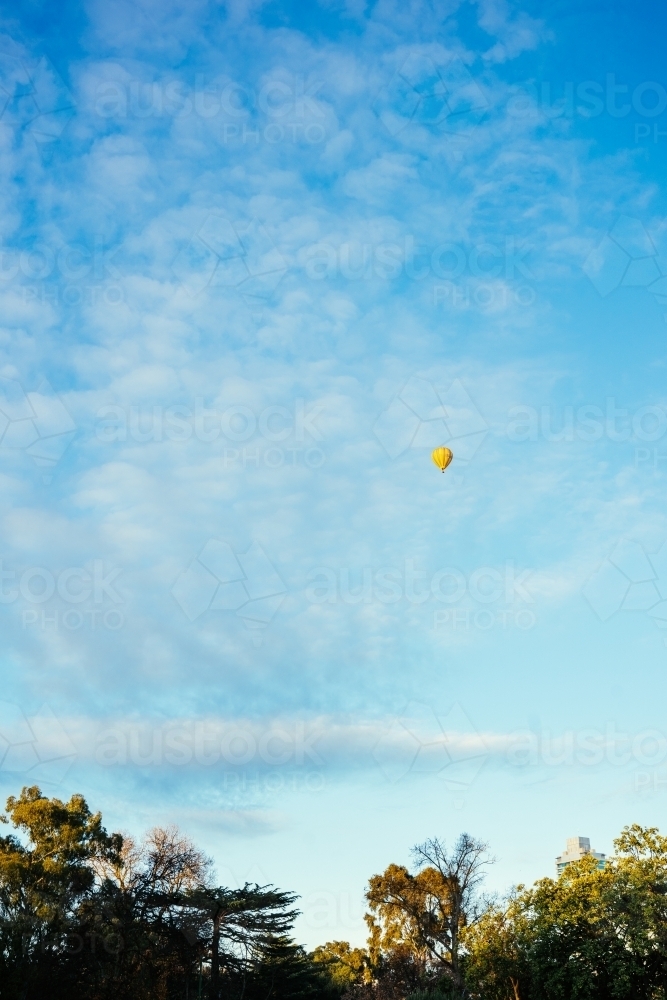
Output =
[{"x1": 431, "y1": 446, "x2": 453, "y2": 473}]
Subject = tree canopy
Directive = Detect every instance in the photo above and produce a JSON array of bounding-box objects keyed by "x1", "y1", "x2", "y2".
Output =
[
  {"x1": 2, "y1": 785, "x2": 667, "y2": 1000},
  {"x1": 0, "y1": 786, "x2": 320, "y2": 1000}
]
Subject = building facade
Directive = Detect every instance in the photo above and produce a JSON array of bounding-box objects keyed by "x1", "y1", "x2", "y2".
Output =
[{"x1": 556, "y1": 836, "x2": 606, "y2": 876}]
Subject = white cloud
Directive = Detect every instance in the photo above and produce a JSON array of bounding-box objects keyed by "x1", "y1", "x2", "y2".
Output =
[{"x1": 0, "y1": 3, "x2": 664, "y2": 870}]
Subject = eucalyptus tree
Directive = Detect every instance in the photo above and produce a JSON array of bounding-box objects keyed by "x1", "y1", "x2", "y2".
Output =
[{"x1": 365, "y1": 834, "x2": 492, "y2": 997}]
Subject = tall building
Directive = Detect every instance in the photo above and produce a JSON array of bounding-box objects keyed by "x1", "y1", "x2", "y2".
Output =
[{"x1": 556, "y1": 836, "x2": 606, "y2": 876}]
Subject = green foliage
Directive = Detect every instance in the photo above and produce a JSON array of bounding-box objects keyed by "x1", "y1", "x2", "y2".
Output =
[
  {"x1": 0, "y1": 784, "x2": 120, "y2": 915},
  {"x1": 312, "y1": 939, "x2": 371, "y2": 989},
  {"x1": 4, "y1": 787, "x2": 667, "y2": 1000},
  {"x1": 0, "y1": 786, "x2": 309, "y2": 1000},
  {"x1": 360, "y1": 826, "x2": 667, "y2": 1000},
  {"x1": 246, "y1": 935, "x2": 337, "y2": 1000},
  {"x1": 463, "y1": 826, "x2": 667, "y2": 1000},
  {"x1": 0, "y1": 785, "x2": 123, "y2": 999},
  {"x1": 364, "y1": 834, "x2": 491, "y2": 997}
]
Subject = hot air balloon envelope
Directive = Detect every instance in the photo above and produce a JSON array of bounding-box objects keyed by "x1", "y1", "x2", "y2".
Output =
[{"x1": 431, "y1": 446, "x2": 453, "y2": 472}]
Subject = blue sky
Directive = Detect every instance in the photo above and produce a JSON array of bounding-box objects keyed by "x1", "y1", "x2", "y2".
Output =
[{"x1": 1, "y1": 0, "x2": 667, "y2": 948}]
